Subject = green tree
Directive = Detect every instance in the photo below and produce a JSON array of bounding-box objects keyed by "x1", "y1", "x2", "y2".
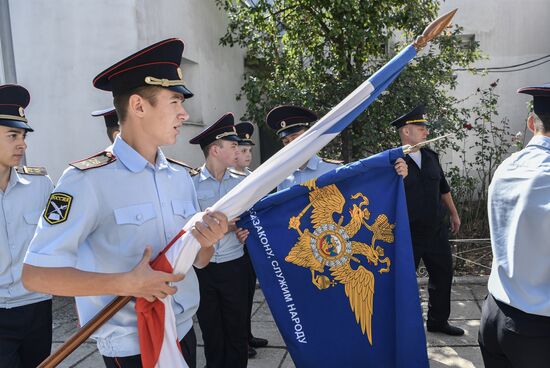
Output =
[{"x1": 215, "y1": 0, "x2": 482, "y2": 162}]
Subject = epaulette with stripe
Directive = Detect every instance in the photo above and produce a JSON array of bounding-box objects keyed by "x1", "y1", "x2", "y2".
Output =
[
  {"x1": 15, "y1": 166, "x2": 48, "y2": 176},
  {"x1": 229, "y1": 168, "x2": 247, "y2": 177},
  {"x1": 321, "y1": 157, "x2": 344, "y2": 165},
  {"x1": 190, "y1": 166, "x2": 201, "y2": 177},
  {"x1": 166, "y1": 158, "x2": 199, "y2": 176},
  {"x1": 70, "y1": 151, "x2": 117, "y2": 171}
]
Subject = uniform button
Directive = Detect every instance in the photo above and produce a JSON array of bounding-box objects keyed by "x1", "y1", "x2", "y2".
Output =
[{"x1": 136, "y1": 214, "x2": 143, "y2": 221}]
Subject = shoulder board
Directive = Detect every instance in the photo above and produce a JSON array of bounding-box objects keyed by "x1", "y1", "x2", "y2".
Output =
[
  {"x1": 229, "y1": 168, "x2": 247, "y2": 177},
  {"x1": 15, "y1": 166, "x2": 47, "y2": 176},
  {"x1": 166, "y1": 158, "x2": 199, "y2": 175},
  {"x1": 70, "y1": 151, "x2": 117, "y2": 171},
  {"x1": 190, "y1": 167, "x2": 201, "y2": 177},
  {"x1": 321, "y1": 158, "x2": 344, "y2": 165}
]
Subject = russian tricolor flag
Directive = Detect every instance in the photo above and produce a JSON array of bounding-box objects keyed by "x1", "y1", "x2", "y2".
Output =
[{"x1": 136, "y1": 44, "x2": 417, "y2": 368}]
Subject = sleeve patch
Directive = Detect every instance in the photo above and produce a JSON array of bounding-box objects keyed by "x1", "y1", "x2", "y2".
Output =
[{"x1": 43, "y1": 192, "x2": 73, "y2": 225}]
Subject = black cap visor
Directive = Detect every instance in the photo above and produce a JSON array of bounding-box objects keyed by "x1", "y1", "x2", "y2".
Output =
[
  {"x1": 278, "y1": 125, "x2": 307, "y2": 138},
  {"x1": 0, "y1": 119, "x2": 33, "y2": 132},
  {"x1": 168, "y1": 85, "x2": 194, "y2": 99}
]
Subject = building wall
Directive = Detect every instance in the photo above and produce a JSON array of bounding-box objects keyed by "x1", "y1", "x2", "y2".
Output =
[
  {"x1": 439, "y1": 0, "x2": 550, "y2": 162},
  {"x1": 8, "y1": 0, "x2": 256, "y2": 181}
]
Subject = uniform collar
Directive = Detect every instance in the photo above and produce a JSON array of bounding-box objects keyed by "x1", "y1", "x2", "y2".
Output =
[
  {"x1": 306, "y1": 155, "x2": 321, "y2": 170},
  {"x1": 113, "y1": 136, "x2": 170, "y2": 173},
  {"x1": 6, "y1": 167, "x2": 30, "y2": 193},
  {"x1": 1, "y1": 167, "x2": 29, "y2": 194},
  {"x1": 527, "y1": 135, "x2": 550, "y2": 151},
  {"x1": 198, "y1": 164, "x2": 231, "y2": 182}
]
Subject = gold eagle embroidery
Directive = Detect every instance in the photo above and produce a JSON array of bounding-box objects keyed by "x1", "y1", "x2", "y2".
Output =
[{"x1": 285, "y1": 179, "x2": 394, "y2": 345}]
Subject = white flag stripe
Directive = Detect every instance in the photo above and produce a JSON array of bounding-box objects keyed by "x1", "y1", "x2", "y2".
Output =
[
  {"x1": 155, "y1": 298, "x2": 187, "y2": 368},
  {"x1": 172, "y1": 80, "x2": 376, "y2": 274},
  {"x1": 154, "y1": 44, "x2": 416, "y2": 367}
]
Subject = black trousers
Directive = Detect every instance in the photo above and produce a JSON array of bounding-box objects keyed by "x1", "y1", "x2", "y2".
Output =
[
  {"x1": 195, "y1": 256, "x2": 249, "y2": 368},
  {"x1": 478, "y1": 294, "x2": 550, "y2": 368},
  {"x1": 0, "y1": 299, "x2": 52, "y2": 368},
  {"x1": 244, "y1": 249, "x2": 257, "y2": 342},
  {"x1": 413, "y1": 244, "x2": 453, "y2": 325},
  {"x1": 102, "y1": 326, "x2": 196, "y2": 368}
]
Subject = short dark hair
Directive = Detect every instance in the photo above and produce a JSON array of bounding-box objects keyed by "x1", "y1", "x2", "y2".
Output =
[
  {"x1": 202, "y1": 140, "x2": 224, "y2": 158},
  {"x1": 106, "y1": 126, "x2": 120, "y2": 143},
  {"x1": 113, "y1": 86, "x2": 161, "y2": 122},
  {"x1": 533, "y1": 112, "x2": 550, "y2": 133}
]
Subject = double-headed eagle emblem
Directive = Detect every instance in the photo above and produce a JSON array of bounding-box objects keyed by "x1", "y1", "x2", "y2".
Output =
[{"x1": 285, "y1": 179, "x2": 395, "y2": 344}]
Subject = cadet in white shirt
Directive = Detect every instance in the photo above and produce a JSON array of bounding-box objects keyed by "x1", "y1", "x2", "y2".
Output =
[
  {"x1": 234, "y1": 121, "x2": 254, "y2": 175},
  {"x1": 189, "y1": 113, "x2": 249, "y2": 368},
  {"x1": 479, "y1": 84, "x2": 550, "y2": 368},
  {"x1": 22, "y1": 39, "x2": 227, "y2": 368},
  {"x1": 267, "y1": 105, "x2": 408, "y2": 190},
  {"x1": 92, "y1": 107, "x2": 120, "y2": 143},
  {"x1": 0, "y1": 84, "x2": 54, "y2": 368},
  {"x1": 234, "y1": 121, "x2": 268, "y2": 358},
  {"x1": 266, "y1": 105, "x2": 342, "y2": 191}
]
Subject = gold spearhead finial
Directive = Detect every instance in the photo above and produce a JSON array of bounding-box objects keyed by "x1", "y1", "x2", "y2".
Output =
[{"x1": 413, "y1": 9, "x2": 458, "y2": 51}]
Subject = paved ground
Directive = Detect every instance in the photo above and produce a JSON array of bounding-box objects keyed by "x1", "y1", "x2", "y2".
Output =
[{"x1": 51, "y1": 279, "x2": 487, "y2": 367}]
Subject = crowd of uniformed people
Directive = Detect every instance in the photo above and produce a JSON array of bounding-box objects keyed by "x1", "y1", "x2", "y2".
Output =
[{"x1": 0, "y1": 37, "x2": 548, "y2": 368}]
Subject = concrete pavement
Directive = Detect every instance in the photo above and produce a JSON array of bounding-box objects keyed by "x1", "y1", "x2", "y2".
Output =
[{"x1": 51, "y1": 280, "x2": 488, "y2": 367}]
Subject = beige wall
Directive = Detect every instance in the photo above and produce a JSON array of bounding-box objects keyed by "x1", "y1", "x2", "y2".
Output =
[
  {"x1": 8, "y1": 0, "x2": 257, "y2": 181},
  {"x1": 439, "y1": 0, "x2": 550, "y2": 166}
]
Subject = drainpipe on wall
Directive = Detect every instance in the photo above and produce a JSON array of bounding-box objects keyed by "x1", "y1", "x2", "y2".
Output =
[
  {"x1": 0, "y1": 0, "x2": 17, "y2": 83},
  {"x1": 0, "y1": 0, "x2": 26, "y2": 165}
]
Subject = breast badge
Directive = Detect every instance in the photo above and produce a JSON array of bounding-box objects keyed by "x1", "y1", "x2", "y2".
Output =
[{"x1": 285, "y1": 179, "x2": 394, "y2": 344}]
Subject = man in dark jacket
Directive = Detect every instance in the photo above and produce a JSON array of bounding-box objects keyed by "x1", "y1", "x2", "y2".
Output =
[{"x1": 391, "y1": 105, "x2": 463, "y2": 336}]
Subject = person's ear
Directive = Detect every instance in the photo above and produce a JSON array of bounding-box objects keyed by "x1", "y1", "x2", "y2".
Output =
[
  {"x1": 527, "y1": 114, "x2": 536, "y2": 133},
  {"x1": 128, "y1": 94, "x2": 146, "y2": 118}
]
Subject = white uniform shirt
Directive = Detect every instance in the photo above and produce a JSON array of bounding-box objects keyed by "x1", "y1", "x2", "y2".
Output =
[
  {"x1": 25, "y1": 136, "x2": 201, "y2": 357},
  {"x1": 408, "y1": 150, "x2": 422, "y2": 169},
  {"x1": 487, "y1": 135, "x2": 550, "y2": 316},
  {"x1": 0, "y1": 168, "x2": 53, "y2": 308},
  {"x1": 277, "y1": 155, "x2": 341, "y2": 191},
  {"x1": 192, "y1": 165, "x2": 245, "y2": 263}
]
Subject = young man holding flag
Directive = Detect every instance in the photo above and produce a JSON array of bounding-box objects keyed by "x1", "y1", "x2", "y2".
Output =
[{"x1": 22, "y1": 38, "x2": 228, "y2": 368}]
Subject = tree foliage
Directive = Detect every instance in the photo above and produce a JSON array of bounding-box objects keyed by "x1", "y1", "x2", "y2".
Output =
[{"x1": 216, "y1": 0, "x2": 483, "y2": 162}]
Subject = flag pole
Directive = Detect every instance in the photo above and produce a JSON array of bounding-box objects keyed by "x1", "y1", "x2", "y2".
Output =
[{"x1": 38, "y1": 9, "x2": 457, "y2": 367}]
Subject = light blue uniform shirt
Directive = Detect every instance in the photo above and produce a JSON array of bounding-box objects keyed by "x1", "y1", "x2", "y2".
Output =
[
  {"x1": 0, "y1": 168, "x2": 53, "y2": 308},
  {"x1": 488, "y1": 135, "x2": 550, "y2": 316},
  {"x1": 192, "y1": 165, "x2": 245, "y2": 263},
  {"x1": 277, "y1": 155, "x2": 341, "y2": 191},
  {"x1": 25, "y1": 137, "x2": 201, "y2": 357}
]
